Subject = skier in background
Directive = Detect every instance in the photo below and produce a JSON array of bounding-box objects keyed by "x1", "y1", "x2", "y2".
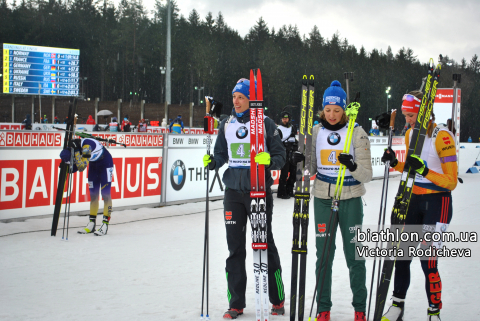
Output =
[
  {"x1": 369, "y1": 126, "x2": 380, "y2": 136},
  {"x1": 122, "y1": 115, "x2": 132, "y2": 132},
  {"x1": 169, "y1": 115, "x2": 185, "y2": 133},
  {"x1": 202, "y1": 78, "x2": 286, "y2": 319},
  {"x1": 276, "y1": 111, "x2": 297, "y2": 199},
  {"x1": 381, "y1": 91, "x2": 458, "y2": 321},
  {"x1": 109, "y1": 117, "x2": 120, "y2": 132},
  {"x1": 59, "y1": 137, "x2": 113, "y2": 236},
  {"x1": 138, "y1": 119, "x2": 147, "y2": 132},
  {"x1": 22, "y1": 114, "x2": 32, "y2": 130},
  {"x1": 292, "y1": 80, "x2": 372, "y2": 321}
]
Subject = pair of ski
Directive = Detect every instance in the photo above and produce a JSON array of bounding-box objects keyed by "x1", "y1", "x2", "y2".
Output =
[
  {"x1": 290, "y1": 75, "x2": 315, "y2": 321},
  {"x1": 372, "y1": 59, "x2": 441, "y2": 321},
  {"x1": 249, "y1": 68, "x2": 270, "y2": 321},
  {"x1": 51, "y1": 98, "x2": 78, "y2": 238}
]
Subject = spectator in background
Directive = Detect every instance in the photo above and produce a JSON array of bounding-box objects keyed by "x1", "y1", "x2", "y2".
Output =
[
  {"x1": 109, "y1": 117, "x2": 120, "y2": 132},
  {"x1": 54, "y1": 116, "x2": 60, "y2": 124},
  {"x1": 22, "y1": 114, "x2": 32, "y2": 130},
  {"x1": 43, "y1": 115, "x2": 48, "y2": 123},
  {"x1": 64, "y1": 116, "x2": 69, "y2": 124},
  {"x1": 276, "y1": 111, "x2": 297, "y2": 199},
  {"x1": 400, "y1": 124, "x2": 409, "y2": 136},
  {"x1": 169, "y1": 115, "x2": 184, "y2": 134},
  {"x1": 447, "y1": 118, "x2": 456, "y2": 135},
  {"x1": 369, "y1": 126, "x2": 380, "y2": 136},
  {"x1": 122, "y1": 115, "x2": 132, "y2": 132},
  {"x1": 86, "y1": 115, "x2": 96, "y2": 125},
  {"x1": 138, "y1": 119, "x2": 147, "y2": 132}
]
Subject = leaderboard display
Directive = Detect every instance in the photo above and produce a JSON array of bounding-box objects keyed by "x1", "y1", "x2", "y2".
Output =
[{"x1": 3, "y1": 43, "x2": 80, "y2": 96}]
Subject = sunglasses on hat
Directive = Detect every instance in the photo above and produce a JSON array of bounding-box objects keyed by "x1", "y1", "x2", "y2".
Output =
[{"x1": 402, "y1": 94, "x2": 421, "y2": 103}]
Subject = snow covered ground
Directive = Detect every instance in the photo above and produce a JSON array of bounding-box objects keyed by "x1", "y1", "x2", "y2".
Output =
[{"x1": 1, "y1": 149, "x2": 480, "y2": 321}]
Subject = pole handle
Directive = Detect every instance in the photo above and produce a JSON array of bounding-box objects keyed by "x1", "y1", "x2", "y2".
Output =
[
  {"x1": 390, "y1": 109, "x2": 397, "y2": 128},
  {"x1": 205, "y1": 97, "x2": 211, "y2": 115}
]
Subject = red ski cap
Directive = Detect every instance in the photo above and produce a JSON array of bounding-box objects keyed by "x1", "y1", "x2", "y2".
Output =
[{"x1": 401, "y1": 94, "x2": 421, "y2": 113}]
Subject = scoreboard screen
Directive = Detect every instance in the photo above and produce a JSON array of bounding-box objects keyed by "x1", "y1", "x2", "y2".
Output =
[{"x1": 3, "y1": 43, "x2": 80, "y2": 97}]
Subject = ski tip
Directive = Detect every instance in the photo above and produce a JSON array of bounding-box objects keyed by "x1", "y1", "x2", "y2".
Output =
[
  {"x1": 257, "y1": 69, "x2": 263, "y2": 100},
  {"x1": 250, "y1": 69, "x2": 256, "y2": 101},
  {"x1": 309, "y1": 74, "x2": 314, "y2": 82}
]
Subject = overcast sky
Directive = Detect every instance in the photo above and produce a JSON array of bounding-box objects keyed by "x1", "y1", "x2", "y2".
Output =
[{"x1": 144, "y1": 0, "x2": 479, "y2": 64}]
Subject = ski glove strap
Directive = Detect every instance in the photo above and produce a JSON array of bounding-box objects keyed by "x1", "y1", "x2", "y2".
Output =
[
  {"x1": 68, "y1": 138, "x2": 82, "y2": 151},
  {"x1": 254, "y1": 152, "x2": 271, "y2": 166},
  {"x1": 381, "y1": 147, "x2": 398, "y2": 167},
  {"x1": 338, "y1": 153, "x2": 357, "y2": 172},
  {"x1": 407, "y1": 154, "x2": 429, "y2": 176},
  {"x1": 203, "y1": 154, "x2": 216, "y2": 170}
]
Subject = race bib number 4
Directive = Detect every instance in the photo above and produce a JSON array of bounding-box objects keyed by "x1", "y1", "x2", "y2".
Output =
[
  {"x1": 231, "y1": 143, "x2": 250, "y2": 159},
  {"x1": 321, "y1": 149, "x2": 343, "y2": 165}
]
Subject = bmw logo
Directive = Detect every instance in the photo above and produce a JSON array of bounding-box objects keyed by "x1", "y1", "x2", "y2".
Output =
[
  {"x1": 327, "y1": 132, "x2": 341, "y2": 145},
  {"x1": 170, "y1": 160, "x2": 186, "y2": 191},
  {"x1": 236, "y1": 126, "x2": 248, "y2": 139}
]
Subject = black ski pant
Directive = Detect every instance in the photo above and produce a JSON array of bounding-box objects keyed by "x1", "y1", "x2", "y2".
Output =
[
  {"x1": 278, "y1": 160, "x2": 296, "y2": 196},
  {"x1": 224, "y1": 188, "x2": 285, "y2": 309},
  {"x1": 393, "y1": 192, "x2": 452, "y2": 309}
]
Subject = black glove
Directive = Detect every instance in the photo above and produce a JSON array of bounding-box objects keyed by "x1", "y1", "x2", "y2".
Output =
[
  {"x1": 381, "y1": 147, "x2": 398, "y2": 167},
  {"x1": 290, "y1": 151, "x2": 305, "y2": 165},
  {"x1": 406, "y1": 154, "x2": 429, "y2": 177},
  {"x1": 203, "y1": 154, "x2": 216, "y2": 171},
  {"x1": 338, "y1": 153, "x2": 357, "y2": 172},
  {"x1": 68, "y1": 138, "x2": 82, "y2": 150}
]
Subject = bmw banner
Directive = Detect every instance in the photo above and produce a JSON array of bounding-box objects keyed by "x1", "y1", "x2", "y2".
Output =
[{"x1": 165, "y1": 134, "x2": 227, "y2": 203}]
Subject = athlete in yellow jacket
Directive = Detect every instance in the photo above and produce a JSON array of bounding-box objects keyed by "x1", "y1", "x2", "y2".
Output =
[{"x1": 381, "y1": 91, "x2": 458, "y2": 321}]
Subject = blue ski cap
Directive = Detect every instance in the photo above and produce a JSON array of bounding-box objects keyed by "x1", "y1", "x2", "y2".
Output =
[
  {"x1": 232, "y1": 78, "x2": 256, "y2": 100},
  {"x1": 323, "y1": 80, "x2": 347, "y2": 110}
]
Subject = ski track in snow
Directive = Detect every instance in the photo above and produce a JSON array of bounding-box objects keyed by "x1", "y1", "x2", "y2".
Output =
[{"x1": 1, "y1": 160, "x2": 480, "y2": 320}]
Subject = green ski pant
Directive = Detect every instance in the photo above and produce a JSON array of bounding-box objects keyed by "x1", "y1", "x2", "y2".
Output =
[{"x1": 314, "y1": 197, "x2": 367, "y2": 312}]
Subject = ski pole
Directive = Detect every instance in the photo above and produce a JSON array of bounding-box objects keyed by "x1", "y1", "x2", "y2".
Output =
[
  {"x1": 367, "y1": 110, "x2": 396, "y2": 320},
  {"x1": 200, "y1": 97, "x2": 222, "y2": 320},
  {"x1": 200, "y1": 100, "x2": 211, "y2": 321}
]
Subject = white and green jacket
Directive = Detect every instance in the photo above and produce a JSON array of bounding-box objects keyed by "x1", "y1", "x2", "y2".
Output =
[{"x1": 310, "y1": 122, "x2": 372, "y2": 200}]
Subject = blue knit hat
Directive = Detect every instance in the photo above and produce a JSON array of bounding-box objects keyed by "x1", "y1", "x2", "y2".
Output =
[
  {"x1": 232, "y1": 78, "x2": 256, "y2": 100},
  {"x1": 323, "y1": 80, "x2": 347, "y2": 110}
]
